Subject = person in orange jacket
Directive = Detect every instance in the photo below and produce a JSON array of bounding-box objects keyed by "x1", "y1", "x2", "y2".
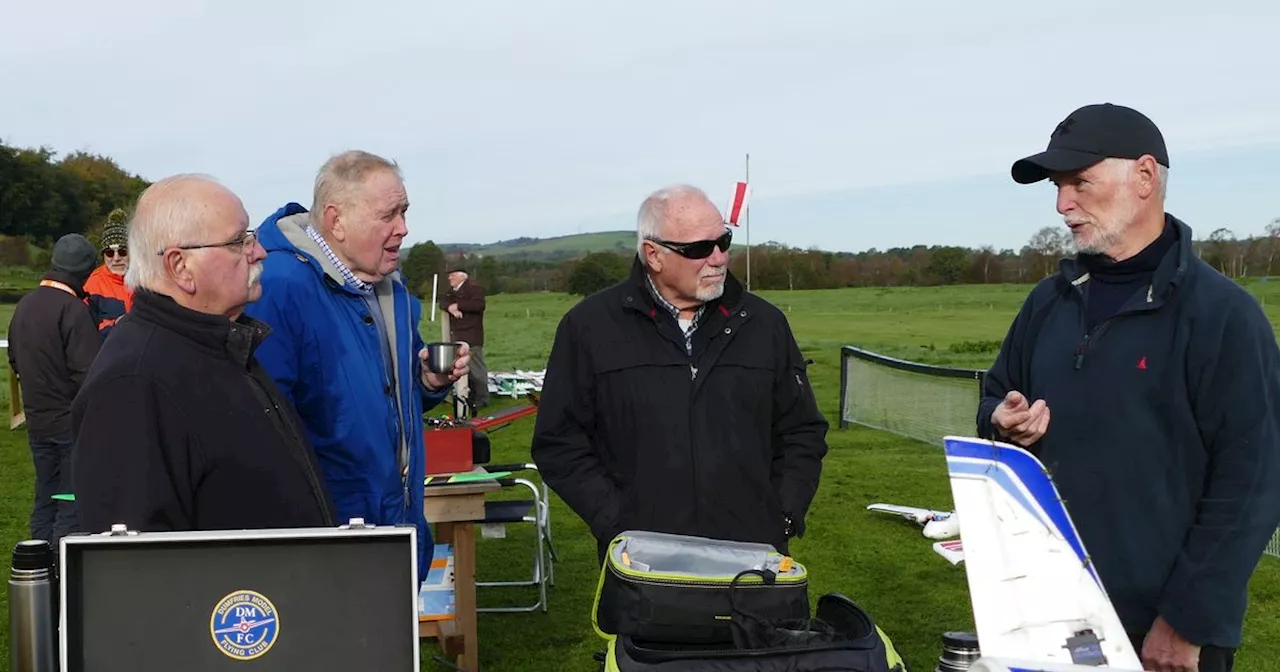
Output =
[{"x1": 83, "y1": 208, "x2": 134, "y2": 340}]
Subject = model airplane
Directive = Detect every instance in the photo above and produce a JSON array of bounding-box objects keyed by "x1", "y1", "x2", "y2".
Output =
[
  {"x1": 488, "y1": 370, "x2": 545, "y2": 398},
  {"x1": 866, "y1": 502, "x2": 960, "y2": 540},
  {"x1": 943, "y1": 435, "x2": 1144, "y2": 671}
]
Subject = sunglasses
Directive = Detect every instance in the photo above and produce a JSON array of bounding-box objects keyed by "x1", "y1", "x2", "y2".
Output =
[
  {"x1": 103, "y1": 246, "x2": 128, "y2": 258},
  {"x1": 650, "y1": 229, "x2": 733, "y2": 260}
]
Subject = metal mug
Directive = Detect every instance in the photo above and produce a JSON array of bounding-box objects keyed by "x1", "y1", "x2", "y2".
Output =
[{"x1": 424, "y1": 341, "x2": 463, "y2": 375}]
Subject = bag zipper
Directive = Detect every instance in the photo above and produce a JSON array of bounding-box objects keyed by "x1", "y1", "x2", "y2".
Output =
[{"x1": 608, "y1": 559, "x2": 808, "y2": 587}]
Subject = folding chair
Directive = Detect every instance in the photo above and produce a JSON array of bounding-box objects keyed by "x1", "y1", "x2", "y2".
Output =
[{"x1": 475, "y1": 462, "x2": 557, "y2": 613}]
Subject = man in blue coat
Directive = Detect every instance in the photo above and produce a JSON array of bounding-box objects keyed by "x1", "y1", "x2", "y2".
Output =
[{"x1": 246, "y1": 150, "x2": 470, "y2": 582}]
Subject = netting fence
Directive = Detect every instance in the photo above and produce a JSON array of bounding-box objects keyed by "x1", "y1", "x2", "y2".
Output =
[{"x1": 837, "y1": 345, "x2": 1280, "y2": 560}]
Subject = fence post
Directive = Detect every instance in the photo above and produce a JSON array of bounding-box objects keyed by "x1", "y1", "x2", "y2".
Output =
[{"x1": 838, "y1": 346, "x2": 849, "y2": 429}]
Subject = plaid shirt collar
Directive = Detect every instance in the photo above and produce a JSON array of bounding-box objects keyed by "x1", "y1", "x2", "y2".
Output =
[
  {"x1": 304, "y1": 224, "x2": 374, "y2": 294},
  {"x1": 644, "y1": 272, "x2": 705, "y2": 354}
]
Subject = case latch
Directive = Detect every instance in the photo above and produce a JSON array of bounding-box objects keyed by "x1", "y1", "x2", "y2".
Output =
[{"x1": 106, "y1": 523, "x2": 138, "y2": 536}]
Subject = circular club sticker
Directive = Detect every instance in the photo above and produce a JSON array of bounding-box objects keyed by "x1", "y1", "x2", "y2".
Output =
[{"x1": 210, "y1": 590, "x2": 280, "y2": 660}]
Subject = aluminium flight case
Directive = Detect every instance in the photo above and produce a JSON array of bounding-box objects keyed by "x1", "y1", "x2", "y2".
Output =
[{"x1": 58, "y1": 518, "x2": 420, "y2": 672}]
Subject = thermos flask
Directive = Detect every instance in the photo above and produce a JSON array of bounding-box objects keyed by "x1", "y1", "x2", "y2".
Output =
[
  {"x1": 936, "y1": 631, "x2": 982, "y2": 671},
  {"x1": 9, "y1": 539, "x2": 56, "y2": 672}
]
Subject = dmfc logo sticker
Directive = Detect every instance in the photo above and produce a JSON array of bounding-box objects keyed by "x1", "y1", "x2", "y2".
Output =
[{"x1": 209, "y1": 589, "x2": 280, "y2": 660}]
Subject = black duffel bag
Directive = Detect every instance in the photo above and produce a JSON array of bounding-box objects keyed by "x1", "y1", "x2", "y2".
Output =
[{"x1": 605, "y1": 589, "x2": 908, "y2": 671}]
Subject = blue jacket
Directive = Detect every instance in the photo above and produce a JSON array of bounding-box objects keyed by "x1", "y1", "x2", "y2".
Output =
[
  {"x1": 246, "y1": 203, "x2": 450, "y2": 583},
  {"x1": 977, "y1": 214, "x2": 1280, "y2": 649}
]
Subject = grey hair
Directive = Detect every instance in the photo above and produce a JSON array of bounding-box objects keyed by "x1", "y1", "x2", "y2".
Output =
[
  {"x1": 635, "y1": 184, "x2": 710, "y2": 258},
  {"x1": 1100, "y1": 157, "x2": 1168, "y2": 199},
  {"x1": 311, "y1": 150, "x2": 402, "y2": 229},
  {"x1": 124, "y1": 173, "x2": 225, "y2": 292}
]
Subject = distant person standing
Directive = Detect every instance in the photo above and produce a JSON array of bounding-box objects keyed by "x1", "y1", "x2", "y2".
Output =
[
  {"x1": 84, "y1": 208, "x2": 135, "y2": 340},
  {"x1": 439, "y1": 264, "x2": 488, "y2": 408},
  {"x1": 7, "y1": 234, "x2": 101, "y2": 548}
]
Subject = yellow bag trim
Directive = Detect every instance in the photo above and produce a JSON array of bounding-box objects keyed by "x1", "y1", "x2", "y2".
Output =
[{"x1": 876, "y1": 624, "x2": 907, "y2": 671}]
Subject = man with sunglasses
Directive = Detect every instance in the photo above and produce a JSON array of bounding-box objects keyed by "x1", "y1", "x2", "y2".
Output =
[
  {"x1": 72, "y1": 174, "x2": 336, "y2": 535},
  {"x1": 532, "y1": 183, "x2": 829, "y2": 564},
  {"x1": 83, "y1": 208, "x2": 135, "y2": 340}
]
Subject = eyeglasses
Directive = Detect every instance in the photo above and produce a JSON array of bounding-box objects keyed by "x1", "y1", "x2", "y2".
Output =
[
  {"x1": 648, "y1": 229, "x2": 733, "y2": 260},
  {"x1": 159, "y1": 229, "x2": 257, "y2": 256},
  {"x1": 103, "y1": 246, "x2": 127, "y2": 258}
]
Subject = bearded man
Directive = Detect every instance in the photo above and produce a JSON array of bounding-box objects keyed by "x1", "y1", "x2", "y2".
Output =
[
  {"x1": 978, "y1": 103, "x2": 1280, "y2": 672},
  {"x1": 532, "y1": 184, "x2": 829, "y2": 565}
]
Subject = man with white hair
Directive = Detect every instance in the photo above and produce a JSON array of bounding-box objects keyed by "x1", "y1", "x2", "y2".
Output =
[
  {"x1": 532, "y1": 184, "x2": 829, "y2": 564},
  {"x1": 72, "y1": 174, "x2": 336, "y2": 533},
  {"x1": 980, "y1": 103, "x2": 1280, "y2": 672},
  {"x1": 246, "y1": 150, "x2": 470, "y2": 583},
  {"x1": 438, "y1": 263, "x2": 488, "y2": 408}
]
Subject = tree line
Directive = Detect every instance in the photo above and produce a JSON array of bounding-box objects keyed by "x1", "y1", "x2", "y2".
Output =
[
  {"x1": 0, "y1": 140, "x2": 151, "y2": 268},
  {"x1": 2, "y1": 139, "x2": 1276, "y2": 297},
  {"x1": 399, "y1": 221, "x2": 1280, "y2": 298}
]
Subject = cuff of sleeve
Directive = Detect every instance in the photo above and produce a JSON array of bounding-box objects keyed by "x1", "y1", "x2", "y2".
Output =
[
  {"x1": 420, "y1": 378, "x2": 451, "y2": 401},
  {"x1": 589, "y1": 493, "x2": 624, "y2": 542},
  {"x1": 977, "y1": 398, "x2": 1001, "y2": 440},
  {"x1": 1156, "y1": 588, "x2": 1215, "y2": 647}
]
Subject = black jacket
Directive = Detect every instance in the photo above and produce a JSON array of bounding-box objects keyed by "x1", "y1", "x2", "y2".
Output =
[
  {"x1": 977, "y1": 214, "x2": 1280, "y2": 648},
  {"x1": 531, "y1": 259, "x2": 829, "y2": 558},
  {"x1": 7, "y1": 271, "x2": 100, "y2": 439},
  {"x1": 71, "y1": 289, "x2": 336, "y2": 534}
]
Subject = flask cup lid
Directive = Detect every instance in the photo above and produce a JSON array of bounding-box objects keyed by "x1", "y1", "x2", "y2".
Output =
[{"x1": 11, "y1": 539, "x2": 53, "y2": 571}]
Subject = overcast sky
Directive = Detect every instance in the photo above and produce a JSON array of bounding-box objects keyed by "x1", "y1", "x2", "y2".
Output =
[{"x1": 2, "y1": 1, "x2": 1277, "y2": 254}]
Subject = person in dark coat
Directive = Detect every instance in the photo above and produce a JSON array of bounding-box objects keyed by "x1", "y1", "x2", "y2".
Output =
[
  {"x1": 531, "y1": 184, "x2": 829, "y2": 564},
  {"x1": 438, "y1": 264, "x2": 488, "y2": 407},
  {"x1": 72, "y1": 174, "x2": 336, "y2": 534},
  {"x1": 981, "y1": 103, "x2": 1280, "y2": 672},
  {"x1": 7, "y1": 234, "x2": 101, "y2": 548}
]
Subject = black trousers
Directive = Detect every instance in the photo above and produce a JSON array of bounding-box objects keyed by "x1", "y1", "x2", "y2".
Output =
[{"x1": 28, "y1": 433, "x2": 78, "y2": 549}]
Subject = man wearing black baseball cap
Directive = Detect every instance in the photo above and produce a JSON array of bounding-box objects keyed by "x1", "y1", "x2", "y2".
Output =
[
  {"x1": 1010, "y1": 102, "x2": 1170, "y2": 186},
  {"x1": 978, "y1": 103, "x2": 1280, "y2": 672}
]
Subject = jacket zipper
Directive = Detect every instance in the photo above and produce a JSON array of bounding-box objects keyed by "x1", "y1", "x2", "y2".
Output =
[
  {"x1": 250, "y1": 371, "x2": 335, "y2": 526},
  {"x1": 1073, "y1": 282, "x2": 1159, "y2": 370},
  {"x1": 1074, "y1": 322, "x2": 1111, "y2": 370},
  {"x1": 366, "y1": 292, "x2": 413, "y2": 518},
  {"x1": 687, "y1": 333, "x2": 699, "y2": 537},
  {"x1": 397, "y1": 287, "x2": 412, "y2": 517}
]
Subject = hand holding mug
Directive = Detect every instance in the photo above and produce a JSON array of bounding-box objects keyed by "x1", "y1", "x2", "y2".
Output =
[{"x1": 420, "y1": 341, "x2": 470, "y2": 391}]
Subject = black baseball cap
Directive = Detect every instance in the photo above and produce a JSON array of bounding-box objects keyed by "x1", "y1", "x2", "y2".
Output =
[{"x1": 1011, "y1": 103, "x2": 1169, "y2": 184}]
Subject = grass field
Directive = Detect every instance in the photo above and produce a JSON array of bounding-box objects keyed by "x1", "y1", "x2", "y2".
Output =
[{"x1": 2, "y1": 281, "x2": 1279, "y2": 670}]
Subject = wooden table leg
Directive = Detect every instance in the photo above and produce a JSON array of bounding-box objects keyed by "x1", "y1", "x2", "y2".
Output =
[
  {"x1": 432, "y1": 521, "x2": 479, "y2": 670},
  {"x1": 454, "y1": 521, "x2": 478, "y2": 671}
]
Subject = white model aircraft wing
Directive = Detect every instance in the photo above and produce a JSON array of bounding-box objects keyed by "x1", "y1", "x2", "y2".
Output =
[
  {"x1": 943, "y1": 435, "x2": 1143, "y2": 671},
  {"x1": 866, "y1": 502, "x2": 950, "y2": 524}
]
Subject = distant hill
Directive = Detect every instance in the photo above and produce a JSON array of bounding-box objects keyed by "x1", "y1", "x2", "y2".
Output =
[{"x1": 438, "y1": 231, "x2": 635, "y2": 261}]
